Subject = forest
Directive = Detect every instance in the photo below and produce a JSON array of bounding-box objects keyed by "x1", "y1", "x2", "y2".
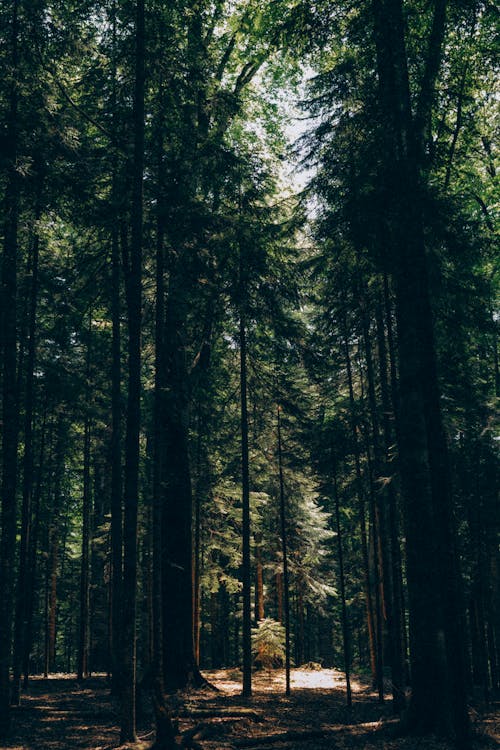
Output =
[{"x1": 0, "y1": 1, "x2": 498, "y2": 749}]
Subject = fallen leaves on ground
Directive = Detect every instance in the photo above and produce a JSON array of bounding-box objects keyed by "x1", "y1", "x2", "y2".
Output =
[{"x1": 2, "y1": 669, "x2": 498, "y2": 750}]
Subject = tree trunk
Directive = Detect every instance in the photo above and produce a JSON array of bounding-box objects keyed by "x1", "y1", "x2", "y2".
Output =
[
  {"x1": 240, "y1": 312, "x2": 252, "y2": 697},
  {"x1": 12, "y1": 218, "x2": 41, "y2": 705},
  {"x1": 78, "y1": 320, "x2": 92, "y2": 681},
  {"x1": 342, "y1": 326, "x2": 378, "y2": 687},
  {"x1": 22, "y1": 408, "x2": 47, "y2": 687},
  {"x1": 375, "y1": 292, "x2": 407, "y2": 711},
  {"x1": 47, "y1": 420, "x2": 65, "y2": 674},
  {"x1": 0, "y1": 0, "x2": 20, "y2": 733},
  {"x1": 120, "y1": 0, "x2": 145, "y2": 740},
  {"x1": 277, "y1": 406, "x2": 291, "y2": 696},
  {"x1": 332, "y1": 467, "x2": 352, "y2": 707},
  {"x1": 371, "y1": 0, "x2": 469, "y2": 741},
  {"x1": 160, "y1": 272, "x2": 200, "y2": 690},
  {"x1": 151, "y1": 141, "x2": 177, "y2": 748},
  {"x1": 109, "y1": 0, "x2": 123, "y2": 698}
]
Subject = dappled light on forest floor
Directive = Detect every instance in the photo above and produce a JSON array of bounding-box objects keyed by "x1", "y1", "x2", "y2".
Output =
[
  {"x1": 203, "y1": 667, "x2": 367, "y2": 694},
  {"x1": 2, "y1": 671, "x2": 498, "y2": 750}
]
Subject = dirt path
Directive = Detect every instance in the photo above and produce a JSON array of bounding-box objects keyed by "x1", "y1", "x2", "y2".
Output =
[{"x1": 1, "y1": 669, "x2": 498, "y2": 750}]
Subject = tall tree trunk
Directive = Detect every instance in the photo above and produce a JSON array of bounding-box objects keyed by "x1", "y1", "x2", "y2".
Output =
[
  {"x1": 23, "y1": 408, "x2": 47, "y2": 687},
  {"x1": 120, "y1": 0, "x2": 145, "y2": 740},
  {"x1": 109, "y1": 0, "x2": 123, "y2": 698},
  {"x1": 277, "y1": 406, "x2": 291, "y2": 696},
  {"x1": 160, "y1": 274, "x2": 200, "y2": 691},
  {"x1": 342, "y1": 325, "x2": 378, "y2": 686},
  {"x1": 47, "y1": 419, "x2": 65, "y2": 674},
  {"x1": 375, "y1": 291, "x2": 407, "y2": 711},
  {"x1": 372, "y1": 0, "x2": 469, "y2": 742},
  {"x1": 359, "y1": 302, "x2": 386, "y2": 704},
  {"x1": 77, "y1": 323, "x2": 92, "y2": 681},
  {"x1": 110, "y1": 221, "x2": 123, "y2": 695},
  {"x1": 0, "y1": 0, "x2": 20, "y2": 733},
  {"x1": 193, "y1": 474, "x2": 202, "y2": 664},
  {"x1": 12, "y1": 217, "x2": 41, "y2": 705},
  {"x1": 240, "y1": 311, "x2": 252, "y2": 697},
  {"x1": 332, "y1": 466, "x2": 352, "y2": 707},
  {"x1": 151, "y1": 137, "x2": 177, "y2": 748}
]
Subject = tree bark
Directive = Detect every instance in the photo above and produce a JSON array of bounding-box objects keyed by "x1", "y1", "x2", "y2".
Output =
[
  {"x1": 240, "y1": 312, "x2": 252, "y2": 697},
  {"x1": 109, "y1": 0, "x2": 123, "y2": 697},
  {"x1": 11, "y1": 216, "x2": 41, "y2": 705},
  {"x1": 277, "y1": 406, "x2": 291, "y2": 696},
  {"x1": 120, "y1": 0, "x2": 145, "y2": 740},
  {"x1": 342, "y1": 325, "x2": 378, "y2": 686},
  {"x1": 0, "y1": 0, "x2": 20, "y2": 733},
  {"x1": 332, "y1": 466, "x2": 352, "y2": 707},
  {"x1": 371, "y1": 0, "x2": 469, "y2": 742},
  {"x1": 375, "y1": 292, "x2": 407, "y2": 711},
  {"x1": 77, "y1": 322, "x2": 92, "y2": 681}
]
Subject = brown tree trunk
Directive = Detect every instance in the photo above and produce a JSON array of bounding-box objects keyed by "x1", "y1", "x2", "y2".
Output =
[{"x1": 277, "y1": 406, "x2": 291, "y2": 696}]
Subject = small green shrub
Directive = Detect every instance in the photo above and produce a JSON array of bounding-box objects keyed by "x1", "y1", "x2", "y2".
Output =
[{"x1": 251, "y1": 618, "x2": 286, "y2": 670}]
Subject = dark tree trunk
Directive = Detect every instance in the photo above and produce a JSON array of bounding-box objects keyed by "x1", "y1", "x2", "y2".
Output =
[
  {"x1": 120, "y1": 0, "x2": 145, "y2": 740},
  {"x1": 47, "y1": 421, "x2": 65, "y2": 675},
  {"x1": 77, "y1": 440, "x2": 91, "y2": 678},
  {"x1": 109, "y1": 0, "x2": 123, "y2": 697},
  {"x1": 77, "y1": 320, "x2": 92, "y2": 681},
  {"x1": 151, "y1": 137, "x2": 177, "y2": 748},
  {"x1": 240, "y1": 312, "x2": 252, "y2": 697},
  {"x1": 22, "y1": 408, "x2": 47, "y2": 687},
  {"x1": 375, "y1": 292, "x2": 407, "y2": 711},
  {"x1": 110, "y1": 220, "x2": 123, "y2": 695},
  {"x1": 277, "y1": 406, "x2": 291, "y2": 696},
  {"x1": 12, "y1": 219, "x2": 41, "y2": 705},
  {"x1": 332, "y1": 467, "x2": 352, "y2": 707},
  {"x1": 342, "y1": 326, "x2": 378, "y2": 687},
  {"x1": 193, "y1": 471, "x2": 202, "y2": 664},
  {"x1": 371, "y1": 0, "x2": 469, "y2": 742},
  {"x1": 359, "y1": 320, "x2": 385, "y2": 704},
  {"x1": 0, "y1": 0, "x2": 20, "y2": 733},
  {"x1": 160, "y1": 269, "x2": 199, "y2": 690}
]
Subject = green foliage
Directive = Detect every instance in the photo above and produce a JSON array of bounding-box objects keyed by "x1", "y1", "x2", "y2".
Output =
[{"x1": 251, "y1": 618, "x2": 286, "y2": 669}]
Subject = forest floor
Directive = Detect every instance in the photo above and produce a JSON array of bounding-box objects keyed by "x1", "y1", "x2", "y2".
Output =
[{"x1": 2, "y1": 668, "x2": 498, "y2": 750}]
